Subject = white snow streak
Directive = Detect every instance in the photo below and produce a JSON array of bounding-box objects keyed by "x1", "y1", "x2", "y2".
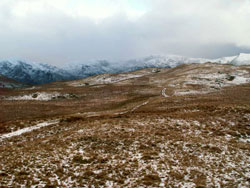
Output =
[
  {"x1": 161, "y1": 88, "x2": 169, "y2": 97},
  {"x1": 130, "y1": 101, "x2": 149, "y2": 112},
  {"x1": 116, "y1": 101, "x2": 149, "y2": 115},
  {"x1": 0, "y1": 120, "x2": 59, "y2": 141}
]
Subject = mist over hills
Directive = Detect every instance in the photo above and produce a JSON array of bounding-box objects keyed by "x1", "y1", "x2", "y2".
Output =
[{"x1": 0, "y1": 53, "x2": 250, "y2": 85}]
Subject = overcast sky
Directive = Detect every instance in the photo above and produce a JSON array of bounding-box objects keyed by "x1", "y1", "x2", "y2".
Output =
[{"x1": 0, "y1": 0, "x2": 250, "y2": 65}]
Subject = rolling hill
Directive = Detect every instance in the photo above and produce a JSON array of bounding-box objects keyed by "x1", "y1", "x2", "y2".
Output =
[
  {"x1": 0, "y1": 74, "x2": 28, "y2": 88},
  {"x1": 0, "y1": 62, "x2": 249, "y2": 187}
]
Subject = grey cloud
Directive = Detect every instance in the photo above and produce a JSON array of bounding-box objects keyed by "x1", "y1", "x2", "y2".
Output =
[{"x1": 0, "y1": 0, "x2": 249, "y2": 66}]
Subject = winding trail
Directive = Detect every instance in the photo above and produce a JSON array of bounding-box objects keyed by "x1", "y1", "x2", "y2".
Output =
[
  {"x1": 0, "y1": 120, "x2": 59, "y2": 141},
  {"x1": 116, "y1": 101, "x2": 149, "y2": 115},
  {"x1": 0, "y1": 101, "x2": 150, "y2": 141},
  {"x1": 130, "y1": 101, "x2": 149, "y2": 112}
]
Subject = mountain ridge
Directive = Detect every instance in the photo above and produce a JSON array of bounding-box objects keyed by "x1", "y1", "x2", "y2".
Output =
[{"x1": 0, "y1": 53, "x2": 250, "y2": 85}]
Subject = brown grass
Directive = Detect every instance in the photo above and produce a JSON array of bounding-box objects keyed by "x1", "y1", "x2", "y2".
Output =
[{"x1": 0, "y1": 63, "x2": 250, "y2": 187}]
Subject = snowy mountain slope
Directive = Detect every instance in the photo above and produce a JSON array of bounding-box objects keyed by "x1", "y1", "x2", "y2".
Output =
[
  {"x1": 65, "y1": 53, "x2": 250, "y2": 79},
  {"x1": 124, "y1": 53, "x2": 250, "y2": 70},
  {"x1": 66, "y1": 53, "x2": 250, "y2": 78},
  {"x1": 65, "y1": 60, "x2": 120, "y2": 78},
  {"x1": 0, "y1": 60, "x2": 76, "y2": 85},
  {"x1": 213, "y1": 56, "x2": 237, "y2": 64},
  {"x1": 63, "y1": 55, "x2": 209, "y2": 78},
  {"x1": 230, "y1": 53, "x2": 250, "y2": 65},
  {"x1": 123, "y1": 55, "x2": 209, "y2": 71},
  {"x1": 211, "y1": 53, "x2": 250, "y2": 66},
  {"x1": 1, "y1": 53, "x2": 250, "y2": 85}
]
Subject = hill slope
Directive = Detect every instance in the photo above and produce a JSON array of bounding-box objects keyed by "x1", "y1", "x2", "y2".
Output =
[
  {"x1": 0, "y1": 74, "x2": 28, "y2": 88},
  {"x1": 0, "y1": 63, "x2": 250, "y2": 187}
]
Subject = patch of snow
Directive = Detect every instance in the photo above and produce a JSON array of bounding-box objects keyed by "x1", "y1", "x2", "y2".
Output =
[
  {"x1": 96, "y1": 74, "x2": 142, "y2": 84},
  {"x1": 168, "y1": 84, "x2": 176, "y2": 87},
  {"x1": 24, "y1": 86, "x2": 40, "y2": 90},
  {"x1": 231, "y1": 76, "x2": 249, "y2": 85},
  {"x1": 231, "y1": 53, "x2": 250, "y2": 65},
  {"x1": 175, "y1": 90, "x2": 208, "y2": 96},
  {"x1": 214, "y1": 56, "x2": 238, "y2": 64},
  {"x1": 0, "y1": 120, "x2": 59, "y2": 141},
  {"x1": 130, "y1": 101, "x2": 149, "y2": 112},
  {"x1": 192, "y1": 121, "x2": 201, "y2": 127},
  {"x1": 239, "y1": 136, "x2": 250, "y2": 143},
  {"x1": 161, "y1": 88, "x2": 169, "y2": 97},
  {"x1": 183, "y1": 109, "x2": 200, "y2": 113},
  {"x1": 70, "y1": 71, "x2": 150, "y2": 87},
  {"x1": 5, "y1": 92, "x2": 75, "y2": 101},
  {"x1": 174, "y1": 69, "x2": 250, "y2": 96}
]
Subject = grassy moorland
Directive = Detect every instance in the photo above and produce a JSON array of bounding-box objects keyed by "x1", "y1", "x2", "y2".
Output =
[{"x1": 0, "y1": 63, "x2": 250, "y2": 187}]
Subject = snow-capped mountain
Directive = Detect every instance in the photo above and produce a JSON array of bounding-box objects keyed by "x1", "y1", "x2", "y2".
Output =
[
  {"x1": 66, "y1": 53, "x2": 250, "y2": 78},
  {"x1": 0, "y1": 60, "x2": 76, "y2": 85},
  {"x1": 123, "y1": 53, "x2": 250, "y2": 70},
  {"x1": 65, "y1": 60, "x2": 120, "y2": 78},
  {"x1": 121, "y1": 55, "x2": 208, "y2": 71},
  {"x1": 212, "y1": 53, "x2": 250, "y2": 65},
  {"x1": 64, "y1": 55, "x2": 209, "y2": 77},
  {"x1": 230, "y1": 53, "x2": 250, "y2": 66},
  {"x1": 0, "y1": 53, "x2": 249, "y2": 86}
]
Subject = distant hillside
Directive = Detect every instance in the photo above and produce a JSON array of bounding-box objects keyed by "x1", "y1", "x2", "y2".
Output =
[
  {"x1": 0, "y1": 74, "x2": 28, "y2": 88},
  {"x1": 0, "y1": 60, "x2": 76, "y2": 85},
  {"x1": 1, "y1": 53, "x2": 250, "y2": 85}
]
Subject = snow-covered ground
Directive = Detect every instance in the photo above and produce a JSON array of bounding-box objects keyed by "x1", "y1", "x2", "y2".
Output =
[
  {"x1": 2, "y1": 115, "x2": 247, "y2": 187},
  {"x1": 188, "y1": 69, "x2": 250, "y2": 87},
  {"x1": 5, "y1": 92, "x2": 77, "y2": 101},
  {"x1": 172, "y1": 68, "x2": 250, "y2": 96},
  {"x1": 91, "y1": 74, "x2": 143, "y2": 84},
  {"x1": 174, "y1": 90, "x2": 209, "y2": 96},
  {"x1": 69, "y1": 70, "x2": 152, "y2": 86}
]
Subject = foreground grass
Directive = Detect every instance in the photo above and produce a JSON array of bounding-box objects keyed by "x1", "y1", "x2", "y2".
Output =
[{"x1": 1, "y1": 97, "x2": 249, "y2": 187}]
